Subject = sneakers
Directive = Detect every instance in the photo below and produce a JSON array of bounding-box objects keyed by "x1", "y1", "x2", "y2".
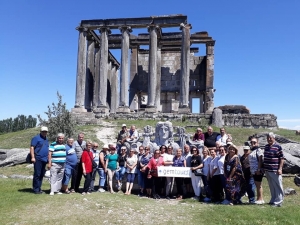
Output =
[
  {"x1": 56, "y1": 192, "x2": 62, "y2": 195},
  {"x1": 154, "y1": 194, "x2": 161, "y2": 199},
  {"x1": 221, "y1": 199, "x2": 231, "y2": 205},
  {"x1": 49, "y1": 192, "x2": 54, "y2": 196},
  {"x1": 255, "y1": 200, "x2": 265, "y2": 205},
  {"x1": 192, "y1": 196, "x2": 199, "y2": 200},
  {"x1": 98, "y1": 188, "x2": 106, "y2": 193},
  {"x1": 203, "y1": 197, "x2": 211, "y2": 202},
  {"x1": 82, "y1": 192, "x2": 86, "y2": 195}
]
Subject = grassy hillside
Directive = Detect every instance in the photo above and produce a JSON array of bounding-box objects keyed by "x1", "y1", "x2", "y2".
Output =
[{"x1": 0, "y1": 121, "x2": 299, "y2": 149}]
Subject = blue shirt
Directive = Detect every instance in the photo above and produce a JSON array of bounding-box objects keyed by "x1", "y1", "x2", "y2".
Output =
[
  {"x1": 140, "y1": 154, "x2": 152, "y2": 166},
  {"x1": 65, "y1": 144, "x2": 77, "y2": 168},
  {"x1": 173, "y1": 156, "x2": 185, "y2": 167},
  {"x1": 30, "y1": 134, "x2": 49, "y2": 162}
]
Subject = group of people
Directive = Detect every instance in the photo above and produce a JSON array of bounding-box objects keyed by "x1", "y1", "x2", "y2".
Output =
[{"x1": 29, "y1": 125, "x2": 285, "y2": 207}]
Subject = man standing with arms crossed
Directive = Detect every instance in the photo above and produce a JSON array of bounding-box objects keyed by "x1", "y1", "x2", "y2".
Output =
[
  {"x1": 70, "y1": 133, "x2": 86, "y2": 193},
  {"x1": 30, "y1": 126, "x2": 49, "y2": 194},
  {"x1": 264, "y1": 132, "x2": 285, "y2": 207}
]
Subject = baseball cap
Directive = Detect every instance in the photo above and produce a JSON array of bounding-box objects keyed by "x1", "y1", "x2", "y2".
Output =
[{"x1": 40, "y1": 126, "x2": 48, "y2": 132}]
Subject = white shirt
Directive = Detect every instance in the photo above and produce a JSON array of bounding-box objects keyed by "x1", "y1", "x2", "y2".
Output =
[
  {"x1": 210, "y1": 156, "x2": 220, "y2": 176},
  {"x1": 216, "y1": 134, "x2": 228, "y2": 146},
  {"x1": 126, "y1": 154, "x2": 137, "y2": 173},
  {"x1": 202, "y1": 156, "x2": 212, "y2": 176},
  {"x1": 218, "y1": 155, "x2": 225, "y2": 175},
  {"x1": 163, "y1": 153, "x2": 174, "y2": 167}
]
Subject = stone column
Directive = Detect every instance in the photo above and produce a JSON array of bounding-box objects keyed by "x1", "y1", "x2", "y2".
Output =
[
  {"x1": 156, "y1": 44, "x2": 162, "y2": 111},
  {"x1": 86, "y1": 38, "x2": 95, "y2": 111},
  {"x1": 95, "y1": 27, "x2": 111, "y2": 117},
  {"x1": 129, "y1": 45, "x2": 139, "y2": 111},
  {"x1": 178, "y1": 23, "x2": 191, "y2": 114},
  {"x1": 73, "y1": 27, "x2": 88, "y2": 112},
  {"x1": 205, "y1": 41, "x2": 215, "y2": 114},
  {"x1": 93, "y1": 43, "x2": 100, "y2": 109},
  {"x1": 117, "y1": 26, "x2": 132, "y2": 113},
  {"x1": 146, "y1": 25, "x2": 159, "y2": 112},
  {"x1": 110, "y1": 64, "x2": 118, "y2": 113}
]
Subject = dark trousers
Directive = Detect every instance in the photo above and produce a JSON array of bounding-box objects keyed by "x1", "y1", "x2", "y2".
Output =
[
  {"x1": 89, "y1": 168, "x2": 97, "y2": 191},
  {"x1": 32, "y1": 160, "x2": 47, "y2": 193},
  {"x1": 244, "y1": 176, "x2": 255, "y2": 203},
  {"x1": 175, "y1": 177, "x2": 185, "y2": 196},
  {"x1": 82, "y1": 173, "x2": 92, "y2": 193},
  {"x1": 211, "y1": 175, "x2": 224, "y2": 202},
  {"x1": 70, "y1": 162, "x2": 83, "y2": 192},
  {"x1": 152, "y1": 176, "x2": 162, "y2": 195},
  {"x1": 202, "y1": 175, "x2": 211, "y2": 197}
]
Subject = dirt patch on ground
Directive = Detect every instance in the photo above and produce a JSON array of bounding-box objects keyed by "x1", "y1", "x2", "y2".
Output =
[
  {"x1": 96, "y1": 121, "x2": 118, "y2": 146},
  {"x1": 17, "y1": 192, "x2": 201, "y2": 225}
]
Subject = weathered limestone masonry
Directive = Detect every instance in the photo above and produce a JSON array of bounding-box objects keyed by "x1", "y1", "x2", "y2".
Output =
[
  {"x1": 71, "y1": 15, "x2": 278, "y2": 129},
  {"x1": 71, "y1": 15, "x2": 215, "y2": 116}
]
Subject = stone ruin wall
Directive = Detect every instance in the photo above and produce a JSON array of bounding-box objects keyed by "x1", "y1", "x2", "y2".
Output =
[
  {"x1": 71, "y1": 111, "x2": 278, "y2": 129},
  {"x1": 137, "y1": 51, "x2": 206, "y2": 113}
]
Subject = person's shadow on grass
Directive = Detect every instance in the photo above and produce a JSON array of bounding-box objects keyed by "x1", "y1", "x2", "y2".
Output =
[{"x1": 18, "y1": 188, "x2": 49, "y2": 194}]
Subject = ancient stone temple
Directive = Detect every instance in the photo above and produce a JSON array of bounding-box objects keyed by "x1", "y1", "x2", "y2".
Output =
[{"x1": 72, "y1": 15, "x2": 215, "y2": 116}]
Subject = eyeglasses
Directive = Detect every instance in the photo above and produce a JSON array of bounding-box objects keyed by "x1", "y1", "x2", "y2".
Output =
[
  {"x1": 251, "y1": 141, "x2": 257, "y2": 144},
  {"x1": 94, "y1": 146, "x2": 98, "y2": 148}
]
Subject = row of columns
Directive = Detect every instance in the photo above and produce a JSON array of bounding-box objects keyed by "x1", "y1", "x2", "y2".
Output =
[
  {"x1": 74, "y1": 24, "x2": 214, "y2": 114},
  {"x1": 74, "y1": 27, "x2": 119, "y2": 114}
]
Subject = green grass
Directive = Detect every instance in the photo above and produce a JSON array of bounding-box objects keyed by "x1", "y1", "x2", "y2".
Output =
[
  {"x1": 1, "y1": 123, "x2": 300, "y2": 149},
  {"x1": 0, "y1": 177, "x2": 299, "y2": 224},
  {"x1": 0, "y1": 127, "x2": 40, "y2": 149}
]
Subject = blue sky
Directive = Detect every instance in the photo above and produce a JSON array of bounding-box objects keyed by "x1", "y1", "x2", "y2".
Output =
[{"x1": 0, "y1": 0, "x2": 299, "y2": 130}]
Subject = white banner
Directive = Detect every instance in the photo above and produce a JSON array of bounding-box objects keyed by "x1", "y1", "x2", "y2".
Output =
[{"x1": 157, "y1": 166, "x2": 192, "y2": 178}]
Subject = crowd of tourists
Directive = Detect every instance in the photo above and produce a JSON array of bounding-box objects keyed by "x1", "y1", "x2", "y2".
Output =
[{"x1": 29, "y1": 125, "x2": 285, "y2": 207}]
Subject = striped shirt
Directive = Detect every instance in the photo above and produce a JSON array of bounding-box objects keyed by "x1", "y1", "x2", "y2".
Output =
[
  {"x1": 49, "y1": 141, "x2": 66, "y2": 163},
  {"x1": 264, "y1": 142, "x2": 284, "y2": 172}
]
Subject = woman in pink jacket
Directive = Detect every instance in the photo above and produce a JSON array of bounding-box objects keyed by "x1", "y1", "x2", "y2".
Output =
[{"x1": 146, "y1": 149, "x2": 164, "y2": 199}]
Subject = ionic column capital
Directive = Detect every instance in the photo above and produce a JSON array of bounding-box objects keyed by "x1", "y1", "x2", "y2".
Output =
[
  {"x1": 76, "y1": 26, "x2": 89, "y2": 32},
  {"x1": 98, "y1": 27, "x2": 111, "y2": 35},
  {"x1": 147, "y1": 25, "x2": 160, "y2": 33},
  {"x1": 206, "y1": 41, "x2": 215, "y2": 46},
  {"x1": 180, "y1": 23, "x2": 192, "y2": 30},
  {"x1": 119, "y1": 26, "x2": 132, "y2": 33}
]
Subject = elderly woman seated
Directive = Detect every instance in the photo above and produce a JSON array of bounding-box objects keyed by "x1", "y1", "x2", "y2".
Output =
[{"x1": 193, "y1": 128, "x2": 205, "y2": 143}]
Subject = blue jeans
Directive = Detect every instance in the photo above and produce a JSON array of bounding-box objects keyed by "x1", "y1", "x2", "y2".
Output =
[
  {"x1": 137, "y1": 169, "x2": 145, "y2": 189},
  {"x1": 32, "y1": 160, "x2": 47, "y2": 193},
  {"x1": 62, "y1": 166, "x2": 74, "y2": 186},
  {"x1": 127, "y1": 173, "x2": 136, "y2": 183},
  {"x1": 98, "y1": 168, "x2": 106, "y2": 187},
  {"x1": 115, "y1": 166, "x2": 126, "y2": 181},
  {"x1": 245, "y1": 176, "x2": 256, "y2": 203}
]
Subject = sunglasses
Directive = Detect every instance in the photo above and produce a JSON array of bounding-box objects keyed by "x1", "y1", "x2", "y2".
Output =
[
  {"x1": 94, "y1": 146, "x2": 98, "y2": 148},
  {"x1": 251, "y1": 141, "x2": 257, "y2": 144}
]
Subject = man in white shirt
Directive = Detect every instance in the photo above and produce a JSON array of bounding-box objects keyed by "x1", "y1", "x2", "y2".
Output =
[{"x1": 216, "y1": 128, "x2": 231, "y2": 147}]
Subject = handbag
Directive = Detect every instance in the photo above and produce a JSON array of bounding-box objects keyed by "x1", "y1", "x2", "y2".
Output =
[
  {"x1": 88, "y1": 151, "x2": 98, "y2": 169},
  {"x1": 193, "y1": 168, "x2": 203, "y2": 176},
  {"x1": 26, "y1": 139, "x2": 47, "y2": 163}
]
